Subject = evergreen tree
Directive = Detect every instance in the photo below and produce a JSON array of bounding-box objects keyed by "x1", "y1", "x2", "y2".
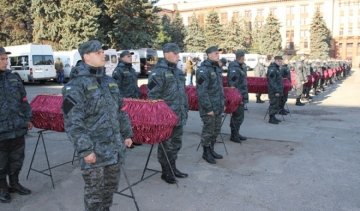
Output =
[
  {"x1": 204, "y1": 11, "x2": 223, "y2": 48},
  {"x1": 259, "y1": 13, "x2": 282, "y2": 56},
  {"x1": 222, "y1": 16, "x2": 244, "y2": 53},
  {"x1": 238, "y1": 19, "x2": 252, "y2": 51},
  {"x1": 309, "y1": 9, "x2": 331, "y2": 59},
  {"x1": 32, "y1": 0, "x2": 63, "y2": 49},
  {"x1": 169, "y1": 12, "x2": 186, "y2": 50},
  {"x1": 250, "y1": 16, "x2": 262, "y2": 54},
  {"x1": 0, "y1": 0, "x2": 32, "y2": 45},
  {"x1": 153, "y1": 15, "x2": 172, "y2": 49},
  {"x1": 184, "y1": 13, "x2": 206, "y2": 52},
  {"x1": 59, "y1": 0, "x2": 101, "y2": 50},
  {"x1": 105, "y1": 0, "x2": 159, "y2": 49}
]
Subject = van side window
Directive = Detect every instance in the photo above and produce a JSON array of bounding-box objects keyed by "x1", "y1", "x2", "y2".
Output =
[
  {"x1": 111, "y1": 55, "x2": 117, "y2": 64},
  {"x1": 105, "y1": 55, "x2": 110, "y2": 62},
  {"x1": 10, "y1": 56, "x2": 29, "y2": 66},
  {"x1": 33, "y1": 55, "x2": 54, "y2": 65}
]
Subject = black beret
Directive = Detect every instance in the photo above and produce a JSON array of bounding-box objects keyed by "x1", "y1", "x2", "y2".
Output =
[
  {"x1": 78, "y1": 40, "x2": 108, "y2": 57},
  {"x1": 235, "y1": 50, "x2": 245, "y2": 57},
  {"x1": 0, "y1": 47, "x2": 11, "y2": 55},
  {"x1": 163, "y1": 43, "x2": 180, "y2": 53},
  {"x1": 205, "y1": 46, "x2": 222, "y2": 54},
  {"x1": 274, "y1": 55, "x2": 283, "y2": 60},
  {"x1": 120, "y1": 50, "x2": 134, "y2": 58}
]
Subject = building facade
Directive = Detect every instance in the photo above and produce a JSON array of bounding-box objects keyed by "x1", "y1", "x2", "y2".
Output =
[{"x1": 157, "y1": 0, "x2": 360, "y2": 65}]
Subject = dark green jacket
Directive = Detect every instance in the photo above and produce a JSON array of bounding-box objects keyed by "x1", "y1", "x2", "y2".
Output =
[
  {"x1": 0, "y1": 70, "x2": 32, "y2": 141},
  {"x1": 267, "y1": 62, "x2": 283, "y2": 95},
  {"x1": 196, "y1": 59, "x2": 225, "y2": 116},
  {"x1": 148, "y1": 59, "x2": 188, "y2": 126},
  {"x1": 227, "y1": 61, "x2": 249, "y2": 103},
  {"x1": 62, "y1": 61, "x2": 133, "y2": 170},
  {"x1": 280, "y1": 64, "x2": 291, "y2": 81},
  {"x1": 112, "y1": 62, "x2": 140, "y2": 98}
]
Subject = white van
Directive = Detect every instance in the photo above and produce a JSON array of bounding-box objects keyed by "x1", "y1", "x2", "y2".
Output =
[
  {"x1": 53, "y1": 50, "x2": 81, "y2": 79},
  {"x1": 117, "y1": 50, "x2": 141, "y2": 75},
  {"x1": 245, "y1": 54, "x2": 262, "y2": 70},
  {"x1": 5, "y1": 43, "x2": 56, "y2": 83},
  {"x1": 104, "y1": 49, "x2": 118, "y2": 76}
]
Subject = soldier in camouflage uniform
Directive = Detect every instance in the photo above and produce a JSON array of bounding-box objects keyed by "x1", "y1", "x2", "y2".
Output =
[
  {"x1": 227, "y1": 50, "x2": 248, "y2": 143},
  {"x1": 294, "y1": 60, "x2": 306, "y2": 106},
  {"x1": 0, "y1": 47, "x2": 32, "y2": 203},
  {"x1": 148, "y1": 43, "x2": 189, "y2": 184},
  {"x1": 196, "y1": 46, "x2": 225, "y2": 164},
  {"x1": 254, "y1": 57, "x2": 267, "y2": 103},
  {"x1": 267, "y1": 56, "x2": 284, "y2": 124},
  {"x1": 62, "y1": 40, "x2": 133, "y2": 211},
  {"x1": 112, "y1": 50, "x2": 140, "y2": 98},
  {"x1": 279, "y1": 63, "x2": 291, "y2": 115}
]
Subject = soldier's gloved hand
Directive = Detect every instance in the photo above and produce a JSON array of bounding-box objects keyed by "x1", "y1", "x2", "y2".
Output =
[
  {"x1": 207, "y1": 111, "x2": 215, "y2": 116},
  {"x1": 84, "y1": 152, "x2": 96, "y2": 164},
  {"x1": 27, "y1": 122, "x2": 33, "y2": 130},
  {"x1": 275, "y1": 93, "x2": 280, "y2": 97},
  {"x1": 124, "y1": 138, "x2": 133, "y2": 148}
]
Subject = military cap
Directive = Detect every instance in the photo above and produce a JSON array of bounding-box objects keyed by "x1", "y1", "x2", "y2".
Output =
[
  {"x1": 120, "y1": 50, "x2": 134, "y2": 58},
  {"x1": 0, "y1": 47, "x2": 11, "y2": 55},
  {"x1": 163, "y1": 43, "x2": 180, "y2": 53},
  {"x1": 220, "y1": 58, "x2": 227, "y2": 65},
  {"x1": 235, "y1": 50, "x2": 245, "y2": 57},
  {"x1": 274, "y1": 55, "x2": 283, "y2": 60},
  {"x1": 205, "y1": 46, "x2": 222, "y2": 54},
  {"x1": 78, "y1": 40, "x2": 108, "y2": 57}
]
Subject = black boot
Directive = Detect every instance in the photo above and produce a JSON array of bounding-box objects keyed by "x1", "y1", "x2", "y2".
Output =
[
  {"x1": 273, "y1": 115, "x2": 281, "y2": 123},
  {"x1": 0, "y1": 179, "x2": 11, "y2": 203},
  {"x1": 170, "y1": 160, "x2": 188, "y2": 178},
  {"x1": 279, "y1": 109, "x2": 288, "y2": 115},
  {"x1": 295, "y1": 98, "x2": 305, "y2": 106},
  {"x1": 202, "y1": 147, "x2": 216, "y2": 164},
  {"x1": 9, "y1": 174, "x2": 31, "y2": 195},
  {"x1": 256, "y1": 95, "x2": 265, "y2": 103},
  {"x1": 239, "y1": 134, "x2": 247, "y2": 140},
  {"x1": 230, "y1": 134, "x2": 242, "y2": 143},
  {"x1": 160, "y1": 163, "x2": 176, "y2": 184},
  {"x1": 210, "y1": 143, "x2": 223, "y2": 159},
  {"x1": 269, "y1": 115, "x2": 279, "y2": 124}
]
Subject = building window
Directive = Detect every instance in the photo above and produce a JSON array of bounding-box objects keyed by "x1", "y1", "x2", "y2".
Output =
[
  {"x1": 339, "y1": 26, "x2": 344, "y2": 35},
  {"x1": 270, "y1": 8, "x2": 277, "y2": 15},
  {"x1": 220, "y1": 12, "x2": 228, "y2": 25},
  {"x1": 348, "y1": 23, "x2": 353, "y2": 35},
  {"x1": 300, "y1": 5, "x2": 308, "y2": 15},
  {"x1": 346, "y1": 43, "x2": 353, "y2": 57},
  {"x1": 357, "y1": 43, "x2": 360, "y2": 56},
  {"x1": 286, "y1": 29, "x2": 294, "y2": 42},
  {"x1": 300, "y1": 17, "x2": 307, "y2": 25},
  {"x1": 257, "y1": 9, "x2": 264, "y2": 17},
  {"x1": 198, "y1": 14, "x2": 204, "y2": 27},
  {"x1": 245, "y1": 10, "x2": 252, "y2": 21},
  {"x1": 340, "y1": 9, "x2": 344, "y2": 17},
  {"x1": 233, "y1": 11, "x2": 239, "y2": 20},
  {"x1": 286, "y1": 6, "x2": 294, "y2": 15}
]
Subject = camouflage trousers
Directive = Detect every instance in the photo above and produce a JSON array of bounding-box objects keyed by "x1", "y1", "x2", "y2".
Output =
[
  {"x1": 0, "y1": 136, "x2": 25, "y2": 187},
  {"x1": 200, "y1": 114, "x2": 222, "y2": 147},
  {"x1": 230, "y1": 104, "x2": 244, "y2": 137},
  {"x1": 280, "y1": 93, "x2": 288, "y2": 110},
  {"x1": 82, "y1": 162, "x2": 121, "y2": 211},
  {"x1": 158, "y1": 125, "x2": 183, "y2": 165},
  {"x1": 268, "y1": 94, "x2": 281, "y2": 115}
]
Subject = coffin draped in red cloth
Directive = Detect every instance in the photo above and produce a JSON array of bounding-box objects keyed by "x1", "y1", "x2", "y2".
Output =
[
  {"x1": 185, "y1": 85, "x2": 242, "y2": 113},
  {"x1": 247, "y1": 77, "x2": 292, "y2": 94},
  {"x1": 121, "y1": 98, "x2": 178, "y2": 144},
  {"x1": 139, "y1": 84, "x2": 148, "y2": 100},
  {"x1": 30, "y1": 94, "x2": 64, "y2": 132}
]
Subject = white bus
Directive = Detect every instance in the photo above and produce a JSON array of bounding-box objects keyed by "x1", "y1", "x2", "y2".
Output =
[
  {"x1": 5, "y1": 43, "x2": 56, "y2": 83},
  {"x1": 53, "y1": 50, "x2": 82, "y2": 79},
  {"x1": 104, "y1": 49, "x2": 118, "y2": 76}
]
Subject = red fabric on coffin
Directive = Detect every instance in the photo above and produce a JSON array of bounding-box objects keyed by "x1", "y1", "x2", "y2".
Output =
[
  {"x1": 247, "y1": 77, "x2": 268, "y2": 94},
  {"x1": 139, "y1": 84, "x2": 148, "y2": 100},
  {"x1": 223, "y1": 87, "x2": 242, "y2": 114},
  {"x1": 30, "y1": 94, "x2": 64, "y2": 132},
  {"x1": 121, "y1": 98, "x2": 178, "y2": 144}
]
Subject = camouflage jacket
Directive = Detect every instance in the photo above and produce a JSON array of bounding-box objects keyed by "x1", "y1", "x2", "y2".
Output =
[
  {"x1": 280, "y1": 64, "x2": 291, "y2": 81},
  {"x1": 0, "y1": 70, "x2": 32, "y2": 141},
  {"x1": 148, "y1": 59, "x2": 188, "y2": 126},
  {"x1": 254, "y1": 63, "x2": 266, "y2": 77},
  {"x1": 267, "y1": 62, "x2": 283, "y2": 95},
  {"x1": 227, "y1": 61, "x2": 249, "y2": 103},
  {"x1": 112, "y1": 62, "x2": 140, "y2": 98},
  {"x1": 62, "y1": 61, "x2": 133, "y2": 170},
  {"x1": 196, "y1": 59, "x2": 225, "y2": 116}
]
